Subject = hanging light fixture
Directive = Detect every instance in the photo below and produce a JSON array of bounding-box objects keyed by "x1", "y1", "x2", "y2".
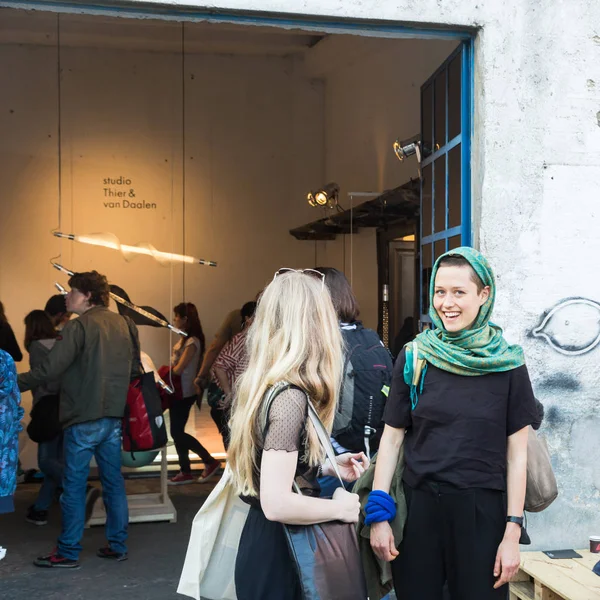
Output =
[
  {"x1": 52, "y1": 262, "x2": 188, "y2": 336},
  {"x1": 53, "y1": 232, "x2": 217, "y2": 267}
]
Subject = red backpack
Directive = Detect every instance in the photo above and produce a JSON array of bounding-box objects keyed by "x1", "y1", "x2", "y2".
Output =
[
  {"x1": 123, "y1": 371, "x2": 168, "y2": 453},
  {"x1": 122, "y1": 317, "x2": 168, "y2": 454}
]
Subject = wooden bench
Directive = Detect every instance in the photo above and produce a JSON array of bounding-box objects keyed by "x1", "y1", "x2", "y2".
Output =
[{"x1": 509, "y1": 550, "x2": 600, "y2": 600}]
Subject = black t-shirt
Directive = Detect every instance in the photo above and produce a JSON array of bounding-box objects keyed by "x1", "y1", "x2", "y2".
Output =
[{"x1": 384, "y1": 349, "x2": 539, "y2": 491}]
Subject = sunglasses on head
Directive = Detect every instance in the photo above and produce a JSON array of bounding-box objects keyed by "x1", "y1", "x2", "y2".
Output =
[{"x1": 273, "y1": 268, "x2": 325, "y2": 290}]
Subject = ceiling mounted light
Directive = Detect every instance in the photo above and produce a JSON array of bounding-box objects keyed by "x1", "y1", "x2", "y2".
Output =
[
  {"x1": 306, "y1": 182, "x2": 340, "y2": 209},
  {"x1": 393, "y1": 137, "x2": 422, "y2": 163}
]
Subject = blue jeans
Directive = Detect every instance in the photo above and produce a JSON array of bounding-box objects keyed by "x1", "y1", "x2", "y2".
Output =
[
  {"x1": 34, "y1": 433, "x2": 63, "y2": 511},
  {"x1": 58, "y1": 417, "x2": 128, "y2": 560}
]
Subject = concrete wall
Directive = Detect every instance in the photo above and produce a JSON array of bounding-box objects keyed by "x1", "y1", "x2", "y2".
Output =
[{"x1": 0, "y1": 12, "x2": 323, "y2": 435}]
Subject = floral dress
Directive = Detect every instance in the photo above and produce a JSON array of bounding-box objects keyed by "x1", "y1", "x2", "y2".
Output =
[{"x1": 0, "y1": 349, "x2": 24, "y2": 514}]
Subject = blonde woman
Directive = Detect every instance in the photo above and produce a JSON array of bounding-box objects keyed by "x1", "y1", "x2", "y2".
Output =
[{"x1": 229, "y1": 269, "x2": 369, "y2": 600}]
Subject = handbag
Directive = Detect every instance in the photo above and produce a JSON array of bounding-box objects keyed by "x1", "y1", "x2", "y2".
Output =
[
  {"x1": 524, "y1": 426, "x2": 558, "y2": 512},
  {"x1": 27, "y1": 393, "x2": 61, "y2": 443},
  {"x1": 264, "y1": 382, "x2": 368, "y2": 600},
  {"x1": 178, "y1": 465, "x2": 250, "y2": 600}
]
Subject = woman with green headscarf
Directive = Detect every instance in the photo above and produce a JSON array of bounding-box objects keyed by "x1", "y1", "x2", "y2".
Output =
[{"x1": 367, "y1": 248, "x2": 539, "y2": 600}]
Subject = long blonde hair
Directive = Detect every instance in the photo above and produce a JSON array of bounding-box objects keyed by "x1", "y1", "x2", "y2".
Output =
[{"x1": 228, "y1": 271, "x2": 344, "y2": 497}]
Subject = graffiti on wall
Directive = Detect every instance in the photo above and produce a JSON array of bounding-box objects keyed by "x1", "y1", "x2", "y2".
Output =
[{"x1": 532, "y1": 297, "x2": 600, "y2": 355}]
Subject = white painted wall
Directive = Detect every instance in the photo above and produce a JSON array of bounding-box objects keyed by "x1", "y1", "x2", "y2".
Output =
[
  {"x1": 0, "y1": 11, "x2": 323, "y2": 433},
  {"x1": 315, "y1": 36, "x2": 457, "y2": 329}
]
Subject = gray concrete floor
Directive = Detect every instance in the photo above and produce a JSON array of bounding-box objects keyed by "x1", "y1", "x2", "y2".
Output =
[
  {"x1": 0, "y1": 478, "x2": 213, "y2": 600},
  {"x1": 1, "y1": 477, "x2": 398, "y2": 600}
]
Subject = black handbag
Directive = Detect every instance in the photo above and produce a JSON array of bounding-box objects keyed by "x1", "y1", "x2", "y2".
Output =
[
  {"x1": 264, "y1": 382, "x2": 368, "y2": 600},
  {"x1": 27, "y1": 393, "x2": 61, "y2": 443}
]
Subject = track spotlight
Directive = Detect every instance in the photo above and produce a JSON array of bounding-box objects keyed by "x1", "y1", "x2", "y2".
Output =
[
  {"x1": 393, "y1": 138, "x2": 422, "y2": 163},
  {"x1": 306, "y1": 182, "x2": 340, "y2": 208}
]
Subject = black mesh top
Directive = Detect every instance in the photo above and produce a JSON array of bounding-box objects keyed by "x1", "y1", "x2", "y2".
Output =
[{"x1": 243, "y1": 386, "x2": 320, "y2": 506}]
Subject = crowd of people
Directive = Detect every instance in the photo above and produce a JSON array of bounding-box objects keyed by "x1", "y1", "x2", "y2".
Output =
[{"x1": 0, "y1": 249, "x2": 541, "y2": 600}]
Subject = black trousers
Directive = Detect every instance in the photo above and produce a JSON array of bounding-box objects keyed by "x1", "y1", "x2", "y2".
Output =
[
  {"x1": 392, "y1": 481, "x2": 508, "y2": 600},
  {"x1": 210, "y1": 406, "x2": 230, "y2": 451},
  {"x1": 169, "y1": 395, "x2": 215, "y2": 472}
]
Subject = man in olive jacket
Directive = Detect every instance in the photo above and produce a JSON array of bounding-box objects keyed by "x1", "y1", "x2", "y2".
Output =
[{"x1": 19, "y1": 270, "x2": 141, "y2": 569}]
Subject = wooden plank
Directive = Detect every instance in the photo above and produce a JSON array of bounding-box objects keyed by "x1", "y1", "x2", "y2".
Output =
[
  {"x1": 520, "y1": 551, "x2": 600, "y2": 600},
  {"x1": 534, "y1": 580, "x2": 562, "y2": 600},
  {"x1": 513, "y1": 569, "x2": 533, "y2": 582},
  {"x1": 573, "y1": 550, "x2": 600, "y2": 571},
  {"x1": 509, "y1": 581, "x2": 535, "y2": 600}
]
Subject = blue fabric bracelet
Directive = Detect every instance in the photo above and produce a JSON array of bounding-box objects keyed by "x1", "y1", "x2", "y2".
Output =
[{"x1": 364, "y1": 490, "x2": 396, "y2": 525}]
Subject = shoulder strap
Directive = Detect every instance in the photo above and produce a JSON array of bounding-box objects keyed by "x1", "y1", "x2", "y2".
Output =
[
  {"x1": 411, "y1": 340, "x2": 427, "y2": 387},
  {"x1": 305, "y1": 401, "x2": 344, "y2": 485},
  {"x1": 123, "y1": 316, "x2": 144, "y2": 377}
]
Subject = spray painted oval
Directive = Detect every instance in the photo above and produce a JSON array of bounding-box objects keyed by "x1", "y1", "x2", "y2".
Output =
[{"x1": 532, "y1": 298, "x2": 600, "y2": 356}]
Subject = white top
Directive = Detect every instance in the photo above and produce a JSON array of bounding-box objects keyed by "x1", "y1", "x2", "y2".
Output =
[{"x1": 172, "y1": 336, "x2": 201, "y2": 398}]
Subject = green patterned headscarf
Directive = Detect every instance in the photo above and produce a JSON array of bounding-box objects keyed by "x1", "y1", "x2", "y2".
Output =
[{"x1": 404, "y1": 247, "x2": 525, "y2": 407}]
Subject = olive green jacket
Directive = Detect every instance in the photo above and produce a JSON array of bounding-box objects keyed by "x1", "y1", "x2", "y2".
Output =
[
  {"x1": 19, "y1": 306, "x2": 141, "y2": 428},
  {"x1": 353, "y1": 447, "x2": 407, "y2": 600}
]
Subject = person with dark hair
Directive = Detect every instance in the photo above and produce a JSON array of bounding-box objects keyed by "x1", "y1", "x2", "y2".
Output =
[
  {"x1": 369, "y1": 248, "x2": 539, "y2": 600},
  {"x1": 315, "y1": 267, "x2": 393, "y2": 497},
  {"x1": 194, "y1": 308, "x2": 243, "y2": 395},
  {"x1": 23, "y1": 310, "x2": 63, "y2": 526},
  {"x1": 209, "y1": 301, "x2": 257, "y2": 449},
  {"x1": 18, "y1": 270, "x2": 142, "y2": 568},
  {"x1": 44, "y1": 294, "x2": 72, "y2": 331},
  {"x1": 168, "y1": 302, "x2": 220, "y2": 485},
  {"x1": 0, "y1": 301, "x2": 23, "y2": 362}
]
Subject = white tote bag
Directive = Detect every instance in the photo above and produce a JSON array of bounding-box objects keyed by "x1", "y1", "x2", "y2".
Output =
[{"x1": 178, "y1": 465, "x2": 250, "y2": 600}]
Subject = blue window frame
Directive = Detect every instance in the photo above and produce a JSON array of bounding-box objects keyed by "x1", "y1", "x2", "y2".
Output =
[{"x1": 420, "y1": 40, "x2": 473, "y2": 322}]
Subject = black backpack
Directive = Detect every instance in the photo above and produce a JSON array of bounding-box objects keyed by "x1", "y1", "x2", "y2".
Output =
[{"x1": 332, "y1": 323, "x2": 393, "y2": 456}]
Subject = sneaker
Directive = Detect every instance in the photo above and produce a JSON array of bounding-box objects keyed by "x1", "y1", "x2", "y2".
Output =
[
  {"x1": 26, "y1": 506, "x2": 48, "y2": 526},
  {"x1": 97, "y1": 546, "x2": 128, "y2": 561},
  {"x1": 34, "y1": 548, "x2": 80, "y2": 569},
  {"x1": 198, "y1": 460, "x2": 220, "y2": 483},
  {"x1": 168, "y1": 472, "x2": 196, "y2": 485},
  {"x1": 85, "y1": 485, "x2": 101, "y2": 524}
]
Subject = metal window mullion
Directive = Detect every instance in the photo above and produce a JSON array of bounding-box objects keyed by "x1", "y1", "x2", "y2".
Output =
[
  {"x1": 422, "y1": 226, "x2": 463, "y2": 245},
  {"x1": 421, "y1": 134, "x2": 461, "y2": 167},
  {"x1": 445, "y1": 66, "x2": 449, "y2": 240},
  {"x1": 460, "y1": 40, "x2": 472, "y2": 247}
]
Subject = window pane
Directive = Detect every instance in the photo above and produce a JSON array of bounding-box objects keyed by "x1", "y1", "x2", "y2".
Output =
[
  {"x1": 434, "y1": 70, "x2": 446, "y2": 150},
  {"x1": 422, "y1": 267, "x2": 432, "y2": 315},
  {"x1": 422, "y1": 242, "x2": 433, "y2": 268},
  {"x1": 434, "y1": 157, "x2": 446, "y2": 233},
  {"x1": 448, "y1": 235, "x2": 462, "y2": 250},
  {"x1": 448, "y1": 144, "x2": 462, "y2": 229},
  {"x1": 448, "y1": 54, "x2": 462, "y2": 141},
  {"x1": 422, "y1": 164, "x2": 432, "y2": 238},
  {"x1": 434, "y1": 239, "x2": 446, "y2": 261},
  {"x1": 421, "y1": 84, "x2": 433, "y2": 159},
  {"x1": 421, "y1": 243, "x2": 433, "y2": 315}
]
